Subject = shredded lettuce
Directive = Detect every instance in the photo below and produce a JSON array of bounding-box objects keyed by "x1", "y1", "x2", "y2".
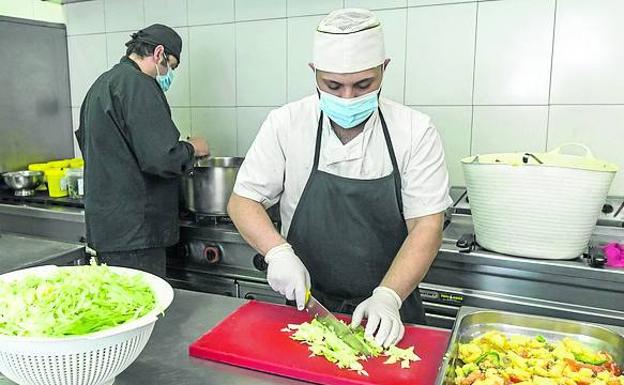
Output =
[
  {"x1": 284, "y1": 318, "x2": 421, "y2": 375},
  {"x1": 383, "y1": 345, "x2": 422, "y2": 368},
  {"x1": 0, "y1": 262, "x2": 156, "y2": 337}
]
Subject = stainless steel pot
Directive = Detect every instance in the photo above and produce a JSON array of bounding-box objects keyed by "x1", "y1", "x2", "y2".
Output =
[{"x1": 181, "y1": 157, "x2": 244, "y2": 215}]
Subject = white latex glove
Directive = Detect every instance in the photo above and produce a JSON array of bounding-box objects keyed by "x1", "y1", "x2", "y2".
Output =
[
  {"x1": 264, "y1": 243, "x2": 311, "y2": 310},
  {"x1": 350, "y1": 286, "x2": 405, "y2": 348}
]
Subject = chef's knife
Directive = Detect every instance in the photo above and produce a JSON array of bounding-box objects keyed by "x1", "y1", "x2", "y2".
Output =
[{"x1": 304, "y1": 291, "x2": 372, "y2": 356}]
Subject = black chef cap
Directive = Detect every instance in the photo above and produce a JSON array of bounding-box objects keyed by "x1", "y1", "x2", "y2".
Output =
[{"x1": 126, "y1": 24, "x2": 182, "y2": 64}]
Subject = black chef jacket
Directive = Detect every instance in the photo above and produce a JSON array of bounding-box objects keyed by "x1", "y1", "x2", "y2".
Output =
[{"x1": 75, "y1": 56, "x2": 194, "y2": 252}]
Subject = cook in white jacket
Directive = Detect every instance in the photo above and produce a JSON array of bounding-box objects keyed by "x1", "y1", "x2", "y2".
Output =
[{"x1": 228, "y1": 8, "x2": 452, "y2": 347}]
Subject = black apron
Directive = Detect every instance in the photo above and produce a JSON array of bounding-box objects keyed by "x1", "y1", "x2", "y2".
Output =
[{"x1": 286, "y1": 109, "x2": 426, "y2": 324}]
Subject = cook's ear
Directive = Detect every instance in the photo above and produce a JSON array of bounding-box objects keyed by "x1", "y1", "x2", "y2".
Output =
[{"x1": 153, "y1": 45, "x2": 166, "y2": 61}]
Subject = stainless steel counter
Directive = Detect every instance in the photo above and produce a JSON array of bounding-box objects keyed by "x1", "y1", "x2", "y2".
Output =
[
  {"x1": 0, "y1": 232, "x2": 84, "y2": 274},
  {"x1": 0, "y1": 203, "x2": 85, "y2": 244},
  {"x1": 115, "y1": 291, "x2": 309, "y2": 385},
  {"x1": 0, "y1": 291, "x2": 314, "y2": 385}
]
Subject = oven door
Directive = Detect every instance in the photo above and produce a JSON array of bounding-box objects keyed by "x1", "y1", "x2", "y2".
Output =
[
  {"x1": 167, "y1": 268, "x2": 238, "y2": 297},
  {"x1": 419, "y1": 282, "x2": 624, "y2": 329},
  {"x1": 237, "y1": 280, "x2": 286, "y2": 304}
]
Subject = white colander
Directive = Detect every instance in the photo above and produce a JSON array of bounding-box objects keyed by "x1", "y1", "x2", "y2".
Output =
[{"x1": 0, "y1": 265, "x2": 174, "y2": 385}]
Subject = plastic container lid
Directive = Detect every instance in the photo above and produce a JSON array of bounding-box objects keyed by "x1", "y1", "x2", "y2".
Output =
[
  {"x1": 69, "y1": 158, "x2": 84, "y2": 168},
  {"x1": 45, "y1": 168, "x2": 66, "y2": 177},
  {"x1": 47, "y1": 160, "x2": 70, "y2": 168},
  {"x1": 28, "y1": 163, "x2": 49, "y2": 171}
]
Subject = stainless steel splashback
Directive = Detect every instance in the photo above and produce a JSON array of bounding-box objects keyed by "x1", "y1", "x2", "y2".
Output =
[{"x1": 0, "y1": 16, "x2": 74, "y2": 174}]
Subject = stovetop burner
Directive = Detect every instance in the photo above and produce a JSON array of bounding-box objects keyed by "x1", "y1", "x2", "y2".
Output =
[
  {"x1": 195, "y1": 214, "x2": 233, "y2": 226},
  {"x1": 180, "y1": 206, "x2": 280, "y2": 228},
  {"x1": 179, "y1": 210, "x2": 234, "y2": 225}
]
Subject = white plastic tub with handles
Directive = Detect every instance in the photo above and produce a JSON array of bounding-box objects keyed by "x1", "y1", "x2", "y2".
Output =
[{"x1": 461, "y1": 143, "x2": 618, "y2": 260}]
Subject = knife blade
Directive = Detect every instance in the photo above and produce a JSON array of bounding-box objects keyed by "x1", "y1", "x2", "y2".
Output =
[{"x1": 304, "y1": 291, "x2": 372, "y2": 356}]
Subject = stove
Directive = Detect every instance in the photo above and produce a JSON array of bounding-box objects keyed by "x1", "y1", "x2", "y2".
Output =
[
  {"x1": 166, "y1": 209, "x2": 284, "y2": 304},
  {"x1": 167, "y1": 189, "x2": 624, "y2": 329}
]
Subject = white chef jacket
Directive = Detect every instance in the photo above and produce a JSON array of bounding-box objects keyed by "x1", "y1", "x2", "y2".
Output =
[{"x1": 233, "y1": 95, "x2": 453, "y2": 237}]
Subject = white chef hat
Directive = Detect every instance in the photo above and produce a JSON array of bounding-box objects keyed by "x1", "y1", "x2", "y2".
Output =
[{"x1": 313, "y1": 8, "x2": 386, "y2": 74}]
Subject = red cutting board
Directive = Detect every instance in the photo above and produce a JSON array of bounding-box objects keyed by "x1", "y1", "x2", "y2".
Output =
[{"x1": 189, "y1": 301, "x2": 450, "y2": 385}]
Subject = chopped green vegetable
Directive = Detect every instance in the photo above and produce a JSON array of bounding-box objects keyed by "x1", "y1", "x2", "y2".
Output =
[
  {"x1": 0, "y1": 261, "x2": 156, "y2": 337},
  {"x1": 316, "y1": 316, "x2": 374, "y2": 356},
  {"x1": 475, "y1": 351, "x2": 501, "y2": 366},
  {"x1": 536, "y1": 335, "x2": 546, "y2": 343},
  {"x1": 283, "y1": 318, "x2": 421, "y2": 375},
  {"x1": 573, "y1": 352, "x2": 608, "y2": 366},
  {"x1": 460, "y1": 362, "x2": 479, "y2": 376},
  {"x1": 383, "y1": 345, "x2": 421, "y2": 368}
]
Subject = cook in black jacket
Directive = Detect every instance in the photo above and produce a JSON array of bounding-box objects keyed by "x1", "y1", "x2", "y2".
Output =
[{"x1": 75, "y1": 24, "x2": 209, "y2": 276}]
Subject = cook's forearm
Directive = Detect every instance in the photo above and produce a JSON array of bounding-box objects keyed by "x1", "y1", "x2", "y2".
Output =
[
  {"x1": 380, "y1": 213, "x2": 444, "y2": 300},
  {"x1": 227, "y1": 193, "x2": 286, "y2": 255}
]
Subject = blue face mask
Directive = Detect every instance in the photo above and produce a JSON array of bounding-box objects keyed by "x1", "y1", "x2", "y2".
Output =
[
  {"x1": 155, "y1": 57, "x2": 174, "y2": 92},
  {"x1": 318, "y1": 88, "x2": 379, "y2": 129}
]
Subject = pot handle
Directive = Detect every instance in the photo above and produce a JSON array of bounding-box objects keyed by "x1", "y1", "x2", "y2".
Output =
[{"x1": 549, "y1": 143, "x2": 595, "y2": 159}]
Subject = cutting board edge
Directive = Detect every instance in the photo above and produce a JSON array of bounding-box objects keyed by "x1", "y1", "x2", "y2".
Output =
[{"x1": 189, "y1": 343, "x2": 375, "y2": 385}]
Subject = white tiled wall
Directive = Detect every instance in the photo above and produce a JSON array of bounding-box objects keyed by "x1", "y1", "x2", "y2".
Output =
[
  {"x1": 473, "y1": 0, "x2": 555, "y2": 105},
  {"x1": 236, "y1": 107, "x2": 275, "y2": 157},
  {"x1": 104, "y1": 0, "x2": 145, "y2": 33},
  {"x1": 235, "y1": 19, "x2": 287, "y2": 106},
  {"x1": 471, "y1": 106, "x2": 549, "y2": 154},
  {"x1": 67, "y1": 34, "x2": 108, "y2": 108},
  {"x1": 63, "y1": 0, "x2": 624, "y2": 195},
  {"x1": 0, "y1": 0, "x2": 64, "y2": 23},
  {"x1": 192, "y1": 108, "x2": 237, "y2": 156},
  {"x1": 404, "y1": 3, "x2": 476, "y2": 105}
]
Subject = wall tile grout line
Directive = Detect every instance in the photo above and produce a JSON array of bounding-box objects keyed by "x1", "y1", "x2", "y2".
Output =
[
  {"x1": 468, "y1": 1, "x2": 479, "y2": 156},
  {"x1": 184, "y1": 0, "x2": 192, "y2": 137},
  {"x1": 67, "y1": 1, "x2": 514, "y2": 38},
  {"x1": 100, "y1": 0, "x2": 108, "y2": 110},
  {"x1": 545, "y1": 0, "x2": 558, "y2": 152},
  {"x1": 233, "y1": 0, "x2": 239, "y2": 155},
  {"x1": 76, "y1": 103, "x2": 624, "y2": 109},
  {"x1": 549, "y1": 103, "x2": 624, "y2": 106},
  {"x1": 402, "y1": 6, "x2": 409, "y2": 105},
  {"x1": 142, "y1": 0, "x2": 146, "y2": 36},
  {"x1": 284, "y1": 7, "x2": 289, "y2": 105},
  {"x1": 64, "y1": 0, "x2": 514, "y2": 38}
]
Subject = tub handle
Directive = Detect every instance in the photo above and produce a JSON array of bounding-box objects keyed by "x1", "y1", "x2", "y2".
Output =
[{"x1": 549, "y1": 143, "x2": 595, "y2": 159}]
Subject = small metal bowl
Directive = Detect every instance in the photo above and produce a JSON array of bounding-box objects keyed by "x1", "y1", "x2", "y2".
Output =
[{"x1": 2, "y1": 171, "x2": 44, "y2": 197}]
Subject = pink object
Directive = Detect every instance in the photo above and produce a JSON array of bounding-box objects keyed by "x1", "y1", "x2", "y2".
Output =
[
  {"x1": 603, "y1": 242, "x2": 624, "y2": 267},
  {"x1": 189, "y1": 301, "x2": 450, "y2": 385}
]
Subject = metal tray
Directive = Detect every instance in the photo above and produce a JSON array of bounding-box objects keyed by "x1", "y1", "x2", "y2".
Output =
[{"x1": 434, "y1": 306, "x2": 624, "y2": 385}]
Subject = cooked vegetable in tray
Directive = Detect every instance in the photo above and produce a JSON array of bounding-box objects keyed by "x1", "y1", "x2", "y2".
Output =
[{"x1": 455, "y1": 331, "x2": 623, "y2": 385}]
